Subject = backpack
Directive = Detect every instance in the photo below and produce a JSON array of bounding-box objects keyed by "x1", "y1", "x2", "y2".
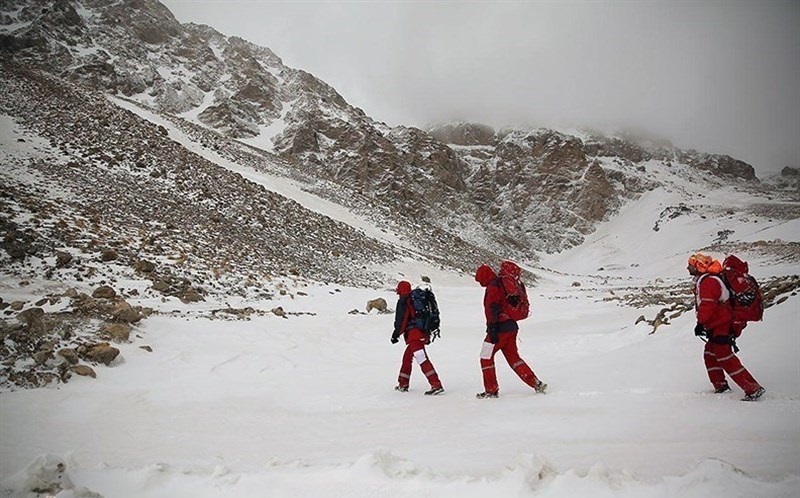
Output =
[
  {"x1": 721, "y1": 255, "x2": 764, "y2": 323},
  {"x1": 497, "y1": 260, "x2": 530, "y2": 321},
  {"x1": 409, "y1": 285, "x2": 441, "y2": 341}
]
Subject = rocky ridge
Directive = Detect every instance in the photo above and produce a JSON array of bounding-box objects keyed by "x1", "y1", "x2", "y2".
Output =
[
  {"x1": 1, "y1": 61, "x2": 401, "y2": 291},
  {"x1": 3, "y1": 0, "x2": 791, "y2": 261}
]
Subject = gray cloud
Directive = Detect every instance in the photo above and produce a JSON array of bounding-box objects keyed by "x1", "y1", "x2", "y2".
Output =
[{"x1": 161, "y1": 0, "x2": 799, "y2": 176}]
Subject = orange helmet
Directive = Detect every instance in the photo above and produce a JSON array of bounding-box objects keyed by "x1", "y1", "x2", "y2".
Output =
[{"x1": 688, "y1": 253, "x2": 722, "y2": 274}]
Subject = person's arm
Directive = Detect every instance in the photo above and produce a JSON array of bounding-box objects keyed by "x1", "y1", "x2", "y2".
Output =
[
  {"x1": 392, "y1": 298, "x2": 409, "y2": 341},
  {"x1": 696, "y1": 277, "x2": 727, "y2": 332}
]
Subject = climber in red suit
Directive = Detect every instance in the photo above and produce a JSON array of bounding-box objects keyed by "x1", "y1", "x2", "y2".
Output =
[
  {"x1": 390, "y1": 281, "x2": 444, "y2": 395},
  {"x1": 688, "y1": 253, "x2": 764, "y2": 401},
  {"x1": 474, "y1": 264, "x2": 546, "y2": 398}
]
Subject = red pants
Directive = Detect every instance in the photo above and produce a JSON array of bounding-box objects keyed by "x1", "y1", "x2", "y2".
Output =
[
  {"x1": 397, "y1": 328, "x2": 442, "y2": 389},
  {"x1": 480, "y1": 332, "x2": 539, "y2": 393},
  {"x1": 704, "y1": 340, "x2": 761, "y2": 395}
]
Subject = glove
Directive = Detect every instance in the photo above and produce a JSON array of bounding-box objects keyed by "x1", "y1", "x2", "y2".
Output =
[
  {"x1": 694, "y1": 323, "x2": 706, "y2": 336},
  {"x1": 390, "y1": 336, "x2": 399, "y2": 344}
]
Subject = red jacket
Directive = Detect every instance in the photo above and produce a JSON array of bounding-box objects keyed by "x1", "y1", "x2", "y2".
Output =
[
  {"x1": 694, "y1": 273, "x2": 732, "y2": 336},
  {"x1": 475, "y1": 264, "x2": 518, "y2": 333}
]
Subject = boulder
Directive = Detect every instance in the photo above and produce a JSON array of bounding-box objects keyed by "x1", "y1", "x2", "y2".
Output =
[
  {"x1": 83, "y1": 343, "x2": 120, "y2": 366},
  {"x1": 57, "y1": 348, "x2": 80, "y2": 365},
  {"x1": 92, "y1": 285, "x2": 116, "y2": 299},
  {"x1": 135, "y1": 259, "x2": 156, "y2": 272},
  {"x1": 55, "y1": 251, "x2": 72, "y2": 268},
  {"x1": 70, "y1": 365, "x2": 97, "y2": 378},
  {"x1": 100, "y1": 322, "x2": 131, "y2": 343},
  {"x1": 16, "y1": 307, "x2": 47, "y2": 335},
  {"x1": 177, "y1": 286, "x2": 204, "y2": 303},
  {"x1": 112, "y1": 301, "x2": 141, "y2": 323},
  {"x1": 366, "y1": 298, "x2": 388, "y2": 313},
  {"x1": 100, "y1": 248, "x2": 118, "y2": 261},
  {"x1": 33, "y1": 349, "x2": 53, "y2": 366}
]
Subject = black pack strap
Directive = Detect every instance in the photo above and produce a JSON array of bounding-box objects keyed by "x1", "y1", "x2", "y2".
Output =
[{"x1": 710, "y1": 334, "x2": 739, "y2": 353}]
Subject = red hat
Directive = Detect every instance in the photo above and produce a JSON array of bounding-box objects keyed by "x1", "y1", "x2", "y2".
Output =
[{"x1": 396, "y1": 281, "x2": 412, "y2": 296}]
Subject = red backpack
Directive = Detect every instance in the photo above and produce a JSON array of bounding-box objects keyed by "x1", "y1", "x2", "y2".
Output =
[
  {"x1": 722, "y1": 255, "x2": 764, "y2": 323},
  {"x1": 498, "y1": 260, "x2": 530, "y2": 321}
]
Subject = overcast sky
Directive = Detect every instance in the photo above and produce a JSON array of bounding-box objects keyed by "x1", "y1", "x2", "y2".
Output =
[{"x1": 161, "y1": 0, "x2": 798, "y2": 176}]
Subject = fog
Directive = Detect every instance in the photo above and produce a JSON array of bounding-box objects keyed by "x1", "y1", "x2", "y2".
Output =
[{"x1": 161, "y1": 0, "x2": 799, "y2": 176}]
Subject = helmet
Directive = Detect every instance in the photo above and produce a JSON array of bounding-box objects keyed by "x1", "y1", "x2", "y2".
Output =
[
  {"x1": 395, "y1": 281, "x2": 412, "y2": 296},
  {"x1": 688, "y1": 253, "x2": 722, "y2": 274}
]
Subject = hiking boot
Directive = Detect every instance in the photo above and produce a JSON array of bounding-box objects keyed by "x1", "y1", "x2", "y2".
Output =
[
  {"x1": 395, "y1": 385, "x2": 408, "y2": 392},
  {"x1": 714, "y1": 384, "x2": 731, "y2": 394},
  {"x1": 476, "y1": 391, "x2": 499, "y2": 399},
  {"x1": 741, "y1": 387, "x2": 765, "y2": 402},
  {"x1": 534, "y1": 380, "x2": 548, "y2": 394},
  {"x1": 424, "y1": 386, "x2": 445, "y2": 396}
]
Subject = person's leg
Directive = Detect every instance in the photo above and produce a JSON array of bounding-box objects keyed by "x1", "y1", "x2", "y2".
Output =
[
  {"x1": 479, "y1": 334, "x2": 501, "y2": 394},
  {"x1": 703, "y1": 340, "x2": 729, "y2": 391},
  {"x1": 408, "y1": 329, "x2": 442, "y2": 389},
  {"x1": 709, "y1": 342, "x2": 761, "y2": 395},
  {"x1": 499, "y1": 333, "x2": 544, "y2": 391},
  {"x1": 397, "y1": 341, "x2": 413, "y2": 389}
]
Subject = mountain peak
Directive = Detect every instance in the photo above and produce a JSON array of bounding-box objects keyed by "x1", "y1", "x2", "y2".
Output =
[{"x1": 1, "y1": 0, "x2": 795, "y2": 287}]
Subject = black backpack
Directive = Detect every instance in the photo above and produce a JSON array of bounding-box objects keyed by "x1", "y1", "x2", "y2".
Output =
[{"x1": 409, "y1": 286, "x2": 441, "y2": 342}]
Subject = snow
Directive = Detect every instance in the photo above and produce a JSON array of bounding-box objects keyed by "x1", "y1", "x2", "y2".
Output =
[
  {"x1": 1, "y1": 105, "x2": 798, "y2": 498},
  {"x1": 208, "y1": 39, "x2": 224, "y2": 61},
  {"x1": 1, "y1": 274, "x2": 798, "y2": 497},
  {"x1": 177, "y1": 85, "x2": 216, "y2": 123},
  {"x1": 237, "y1": 96, "x2": 294, "y2": 153},
  {"x1": 540, "y1": 183, "x2": 800, "y2": 282}
]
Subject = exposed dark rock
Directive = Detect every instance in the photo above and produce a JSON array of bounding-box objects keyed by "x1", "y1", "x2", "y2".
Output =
[
  {"x1": 57, "y1": 348, "x2": 80, "y2": 365},
  {"x1": 92, "y1": 285, "x2": 116, "y2": 299},
  {"x1": 70, "y1": 364, "x2": 96, "y2": 378},
  {"x1": 81, "y1": 342, "x2": 120, "y2": 366},
  {"x1": 56, "y1": 251, "x2": 73, "y2": 267},
  {"x1": 99, "y1": 323, "x2": 131, "y2": 343}
]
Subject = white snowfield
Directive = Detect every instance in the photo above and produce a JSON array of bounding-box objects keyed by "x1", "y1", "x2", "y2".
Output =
[
  {"x1": 1, "y1": 279, "x2": 798, "y2": 497},
  {"x1": 1, "y1": 109, "x2": 799, "y2": 497},
  {"x1": 2, "y1": 206, "x2": 799, "y2": 497}
]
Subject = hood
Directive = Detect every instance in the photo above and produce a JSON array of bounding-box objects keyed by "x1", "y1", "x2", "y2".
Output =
[
  {"x1": 474, "y1": 264, "x2": 496, "y2": 287},
  {"x1": 396, "y1": 280, "x2": 412, "y2": 296}
]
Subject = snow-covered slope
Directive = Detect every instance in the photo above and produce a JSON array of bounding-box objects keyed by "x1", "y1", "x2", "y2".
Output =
[
  {"x1": 1, "y1": 260, "x2": 798, "y2": 497},
  {"x1": 540, "y1": 184, "x2": 800, "y2": 282}
]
